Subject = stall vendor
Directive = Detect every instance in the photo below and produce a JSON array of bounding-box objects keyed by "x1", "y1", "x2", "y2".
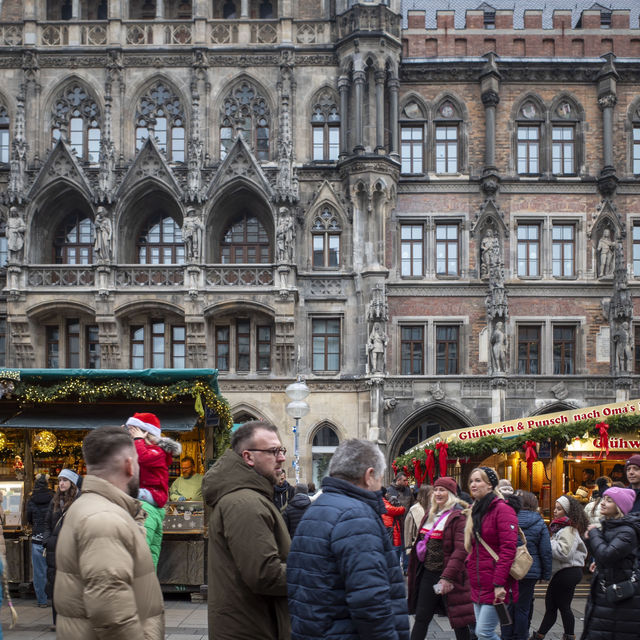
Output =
[{"x1": 169, "y1": 456, "x2": 203, "y2": 501}]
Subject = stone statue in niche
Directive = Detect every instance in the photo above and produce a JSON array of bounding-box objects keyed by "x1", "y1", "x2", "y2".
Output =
[
  {"x1": 93, "y1": 206, "x2": 112, "y2": 262},
  {"x1": 7, "y1": 206, "x2": 26, "y2": 261},
  {"x1": 614, "y1": 320, "x2": 633, "y2": 373},
  {"x1": 183, "y1": 208, "x2": 204, "y2": 262},
  {"x1": 276, "y1": 208, "x2": 295, "y2": 263},
  {"x1": 367, "y1": 322, "x2": 388, "y2": 374},
  {"x1": 480, "y1": 229, "x2": 499, "y2": 279},
  {"x1": 490, "y1": 321, "x2": 507, "y2": 373},
  {"x1": 597, "y1": 228, "x2": 615, "y2": 278}
]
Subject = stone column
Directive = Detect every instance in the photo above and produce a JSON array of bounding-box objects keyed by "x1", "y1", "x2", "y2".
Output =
[
  {"x1": 156, "y1": 0, "x2": 164, "y2": 18},
  {"x1": 599, "y1": 93, "x2": 616, "y2": 172},
  {"x1": 482, "y1": 90, "x2": 499, "y2": 169},
  {"x1": 338, "y1": 75, "x2": 349, "y2": 158},
  {"x1": 388, "y1": 77, "x2": 399, "y2": 157},
  {"x1": 71, "y1": 0, "x2": 80, "y2": 19},
  {"x1": 241, "y1": 0, "x2": 249, "y2": 18},
  {"x1": 375, "y1": 70, "x2": 385, "y2": 153},
  {"x1": 353, "y1": 69, "x2": 365, "y2": 154}
]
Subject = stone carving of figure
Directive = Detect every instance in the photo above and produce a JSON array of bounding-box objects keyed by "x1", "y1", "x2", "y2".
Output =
[
  {"x1": 597, "y1": 228, "x2": 615, "y2": 278},
  {"x1": 183, "y1": 209, "x2": 204, "y2": 263},
  {"x1": 94, "y1": 206, "x2": 112, "y2": 262},
  {"x1": 614, "y1": 321, "x2": 633, "y2": 373},
  {"x1": 7, "y1": 206, "x2": 26, "y2": 261},
  {"x1": 367, "y1": 322, "x2": 388, "y2": 374},
  {"x1": 490, "y1": 321, "x2": 507, "y2": 373},
  {"x1": 276, "y1": 208, "x2": 295, "y2": 263},
  {"x1": 480, "y1": 229, "x2": 495, "y2": 279}
]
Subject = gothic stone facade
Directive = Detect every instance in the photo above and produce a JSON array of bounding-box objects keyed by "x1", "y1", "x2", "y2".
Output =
[{"x1": 0, "y1": 1, "x2": 638, "y2": 481}]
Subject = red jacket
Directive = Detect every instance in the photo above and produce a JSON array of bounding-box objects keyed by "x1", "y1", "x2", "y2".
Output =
[
  {"x1": 381, "y1": 497, "x2": 406, "y2": 547},
  {"x1": 408, "y1": 507, "x2": 475, "y2": 630},
  {"x1": 134, "y1": 439, "x2": 172, "y2": 508},
  {"x1": 465, "y1": 496, "x2": 519, "y2": 604}
]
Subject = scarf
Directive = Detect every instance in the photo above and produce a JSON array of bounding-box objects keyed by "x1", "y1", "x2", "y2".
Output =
[
  {"x1": 471, "y1": 493, "x2": 496, "y2": 537},
  {"x1": 549, "y1": 515, "x2": 571, "y2": 536}
]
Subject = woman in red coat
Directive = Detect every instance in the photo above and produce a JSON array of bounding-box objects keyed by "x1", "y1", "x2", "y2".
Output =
[
  {"x1": 464, "y1": 467, "x2": 519, "y2": 640},
  {"x1": 382, "y1": 488, "x2": 406, "y2": 568},
  {"x1": 407, "y1": 476, "x2": 475, "y2": 640}
]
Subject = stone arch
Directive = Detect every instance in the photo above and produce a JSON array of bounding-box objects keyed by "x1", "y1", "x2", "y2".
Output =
[
  {"x1": 549, "y1": 91, "x2": 586, "y2": 175},
  {"x1": 509, "y1": 92, "x2": 547, "y2": 174},
  {"x1": 308, "y1": 85, "x2": 340, "y2": 121},
  {"x1": 307, "y1": 419, "x2": 345, "y2": 446},
  {"x1": 388, "y1": 401, "x2": 477, "y2": 462},
  {"x1": 26, "y1": 299, "x2": 96, "y2": 320},
  {"x1": 530, "y1": 399, "x2": 580, "y2": 416},
  {"x1": 27, "y1": 181, "x2": 95, "y2": 263},
  {"x1": 230, "y1": 402, "x2": 272, "y2": 424},
  {"x1": 204, "y1": 298, "x2": 276, "y2": 318},
  {"x1": 114, "y1": 299, "x2": 185, "y2": 319},
  {"x1": 114, "y1": 181, "x2": 185, "y2": 264},
  {"x1": 510, "y1": 92, "x2": 547, "y2": 123},
  {"x1": 204, "y1": 180, "x2": 275, "y2": 263}
]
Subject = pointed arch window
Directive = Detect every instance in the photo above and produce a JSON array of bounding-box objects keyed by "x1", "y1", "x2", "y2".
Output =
[
  {"x1": 135, "y1": 83, "x2": 185, "y2": 162},
  {"x1": 137, "y1": 215, "x2": 184, "y2": 264},
  {"x1": 434, "y1": 100, "x2": 461, "y2": 174},
  {"x1": 54, "y1": 213, "x2": 95, "y2": 264},
  {"x1": 551, "y1": 100, "x2": 579, "y2": 176},
  {"x1": 220, "y1": 214, "x2": 270, "y2": 264},
  {"x1": 220, "y1": 81, "x2": 270, "y2": 161},
  {"x1": 633, "y1": 106, "x2": 640, "y2": 175},
  {"x1": 311, "y1": 92, "x2": 340, "y2": 161},
  {"x1": 312, "y1": 208, "x2": 341, "y2": 268},
  {"x1": 400, "y1": 100, "x2": 426, "y2": 174},
  {"x1": 0, "y1": 105, "x2": 9, "y2": 164},
  {"x1": 51, "y1": 85, "x2": 101, "y2": 162},
  {"x1": 312, "y1": 423, "x2": 339, "y2": 486},
  {"x1": 516, "y1": 101, "x2": 543, "y2": 175}
]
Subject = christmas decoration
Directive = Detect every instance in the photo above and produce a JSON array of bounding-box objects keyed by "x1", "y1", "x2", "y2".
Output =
[
  {"x1": 0, "y1": 432, "x2": 6, "y2": 449},
  {"x1": 34, "y1": 430, "x2": 57, "y2": 453},
  {"x1": 596, "y1": 422, "x2": 610, "y2": 459},
  {"x1": 436, "y1": 441, "x2": 448, "y2": 477},
  {"x1": 524, "y1": 440, "x2": 537, "y2": 475},
  {"x1": 424, "y1": 448, "x2": 435, "y2": 484}
]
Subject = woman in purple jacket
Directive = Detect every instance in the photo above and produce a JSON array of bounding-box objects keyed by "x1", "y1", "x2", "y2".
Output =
[{"x1": 464, "y1": 467, "x2": 519, "y2": 640}]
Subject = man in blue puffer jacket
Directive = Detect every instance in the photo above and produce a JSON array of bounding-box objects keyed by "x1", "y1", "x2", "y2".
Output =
[{"x1": 287, "y1": 439, "x2": 409, "y2": 640}]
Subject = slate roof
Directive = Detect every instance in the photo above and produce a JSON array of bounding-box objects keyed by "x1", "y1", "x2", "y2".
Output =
[{"x1": 401, "y1": 0, "x2": 640, "y2": 30}]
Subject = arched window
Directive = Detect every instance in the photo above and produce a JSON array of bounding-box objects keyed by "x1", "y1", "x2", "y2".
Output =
[
  {"x1": 220, "y1": 81, "x2": 270, "y2": 160},
  {"x1": 0, "y1": 218, "x2": 7, "y2": 267},
  {"x1": 632, "y1": 104, "x2": 640, "y2": 175},
  {"x1": 312, "y1": 208, "x2": 341, "y2": 268},
  {"x1": 312, "y1": 424, "x2": 339, "y2": 486},
  {"x1": 550, "y1": 99, "x2": 580, "y2": 176},
  {"x1": 135, "y1": 83, "x2": 185, "y2": 162},
  {"x1": 137, "y1": 215, "x2": 184, "y2": 264},
  {"x1": 434, "y1": 99, "x2": 462, "y2": 174},
  {"x1": 51, "y1": 85, "x2": 101, "y2": 162},
  {"x1": 311, "y1": 92, "x2": 340, "y2": 161},
  {"x1": 0, "y1": 105, "x2": 9, "y2": 164},
  {"x1": 515, "y1": 100, "x2": 544, "y2": 175},
  {"x1": 400, "y1": 99, "x2": 426, "y2": 175},
  {"x1": 220, "y1": 214, "x2": 270, "y2": 263},
  {"x1": 54, "y1": 213, "x2": 95, "y2": 264}
]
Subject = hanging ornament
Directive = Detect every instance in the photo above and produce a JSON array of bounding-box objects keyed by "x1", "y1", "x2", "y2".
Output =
[
  {"x1": 412, "y1": 458, "x2": 424, "y2": 487},
  {"x1": 425, "y1": 448, "x2": 436, "y2": 484},
  {"x1": 524, "y1": 440, "x2": 538, "y2": 475},
  {"x1": 596, "y1": 422, "x2": 610, "y2": 459},
  {"x1": 0, "y1": 431, "x2": 6, "y2": 449},
  {"x1": 436, "y1": 441, "x2": 449, "y2": 477},
  {"x1": 402, "y1": 465, "x2": 409, "y2": 478},
  {"x1": 34, "y1": 430, "x2": 57, "y2": 453}
]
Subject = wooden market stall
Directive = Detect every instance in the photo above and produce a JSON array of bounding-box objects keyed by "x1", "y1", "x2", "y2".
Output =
[{"x1": 0, "y1": 368, "x2": 231, "y2": 593}]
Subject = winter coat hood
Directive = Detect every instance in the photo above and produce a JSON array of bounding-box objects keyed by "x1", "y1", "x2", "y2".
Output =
[
  {"x1": 204, "y1": 448, "x2": 276, "y2": 508},
  {"x1": 602, "y1": 510, "x2": 640, "y2": 536},
  {"x1": 288, "y1": 493, "x2": 311, "y2": 509},
  {"x1": 30, "y1": 486, "x2": 54, "y2": 505}
]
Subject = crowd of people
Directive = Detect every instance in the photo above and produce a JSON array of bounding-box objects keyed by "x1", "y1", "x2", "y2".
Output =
[{"x1": 11, "y1": 420, "x2": 640, "y2": 640}]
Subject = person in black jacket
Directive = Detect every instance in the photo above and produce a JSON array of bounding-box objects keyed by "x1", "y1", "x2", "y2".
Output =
[
  {"x1": 44, "y1": 469, "x2": 80, "y2": 631},
  {"x1": 581, "y1": 487, "x2": 640, "y2": 640},
  {"x1": 26, "y1": 474, "x2": 53, "y2": 606},
  {"x1": 282, "y1": 483, "x2": 311, "y2": 537},
  {"x1": 273, "y1": 469, "x2": 295, "y2": 512}
]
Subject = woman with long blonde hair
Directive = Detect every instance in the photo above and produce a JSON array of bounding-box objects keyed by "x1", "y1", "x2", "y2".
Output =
[
  {"x1": 407, "y1": 477, "x2": 474, "y2": 640},
  {"x1": 464, "y1": 467, "x2": 519, "y2": 640}
]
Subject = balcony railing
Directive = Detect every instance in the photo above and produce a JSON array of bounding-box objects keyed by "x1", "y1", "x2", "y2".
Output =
[
  {"x1": 26, "y1": 266, "x2": 95, "y2": 287},
  {"x1": 115, "y1": 265, "x2": 184, "y2": 287},
  {"x1": 205, "y1": 265, "x2": 274, "y2": 287},
  {"x1": 0, "y1": 24, "x2": 23, "y2": 46}
]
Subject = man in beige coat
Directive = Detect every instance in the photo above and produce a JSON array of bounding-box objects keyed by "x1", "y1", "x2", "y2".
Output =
[{"x1": 55, "y1": 425, "x2": 164, "y2": 640}]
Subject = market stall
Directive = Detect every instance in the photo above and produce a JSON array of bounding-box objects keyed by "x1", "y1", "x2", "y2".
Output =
[
  {"x1": 0, "y1": 368, "x2": 231, "y2": 592},
  {"x1": 393, "y1": 398, "x2": 640, "y2": 520}
]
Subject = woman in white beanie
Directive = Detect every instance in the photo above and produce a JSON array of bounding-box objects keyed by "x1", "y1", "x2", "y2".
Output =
[{"x1": 43, "y1": 468, "x2": 80, "y2": 632}]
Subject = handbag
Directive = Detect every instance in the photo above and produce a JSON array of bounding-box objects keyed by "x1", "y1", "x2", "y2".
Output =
[
  {"x1": 477, "y1": 527, "x2": 533, "y2": 580},
  {"x1": 604, "y1": 576, "x2": 636, "y2": 604},
  {"x1": 415, "y1": 510, "x2": 452, "y2": 563}
]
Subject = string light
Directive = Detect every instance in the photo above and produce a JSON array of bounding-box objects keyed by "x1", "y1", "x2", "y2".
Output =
[{"x1": 34, "y1": 430, "x2": 57, "y2": 453}]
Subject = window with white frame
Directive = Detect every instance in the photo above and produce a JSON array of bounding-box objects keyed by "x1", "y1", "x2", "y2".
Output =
[
  {"x1": 633, "y1": 224, "x2": 640, "y2": 277},
  {"x1": 311, "y1": 91, "x2": 340, "y2": 162},
  {"x1": 0, "y1": 105, "x2": 9, "y2": 164},
  {"x1": 213, "y1": 317, "x2": 273, "y2": 373},
  {"x1": 400, "y1": 224, "x2": 423, "y2": 277},
  {"x1": 552, "y1": 224, "x2": 575, "y2": 277},
  {"x1": 312, "y1": 318, "x2": 340, "y2": 372},
  {"x1": 398, "y1": 320, "x2": 463, "y2": 375},
  {"x1": 434, "y1": 100, "x2": 462, "y2": 174},
  {"x1": 54, "y1": 212, "x2": 94, "y2": 264},
  {"x1": 130, "y1": 319, "x2": 186, "y2": 369},
  {"x1": 45, "y1": 318, "x2": 100, "y2": 369},
  {"x1": 517, "y1": 223, "x2": 540, "y2": 277},
  {"x1": 312, "y1": 208, "x2": 341, "y2": 268},
  {"x1": 435, "y1": 223, "x2": 459, "y2": 276},
  {"x1": 632, "y1": 107, "x2": 640, "y2": 174}
]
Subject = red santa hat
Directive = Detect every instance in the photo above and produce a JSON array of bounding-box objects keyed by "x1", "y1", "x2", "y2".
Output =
[{"x1": 126, "y1": 412, "x2": 161, "y2": 438}]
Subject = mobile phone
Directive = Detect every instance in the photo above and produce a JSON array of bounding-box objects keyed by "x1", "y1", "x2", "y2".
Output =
[{"x1": 494, "y1": 602, "x2": 512, "y2": 626}]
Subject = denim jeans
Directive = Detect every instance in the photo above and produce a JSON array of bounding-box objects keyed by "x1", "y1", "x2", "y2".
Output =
[
  {"x1": 32, "y1": 542, "x2": 48, "y2": 605},
  {"x1": 473, "y1": 603, "x2": 501, "y2": 640}
]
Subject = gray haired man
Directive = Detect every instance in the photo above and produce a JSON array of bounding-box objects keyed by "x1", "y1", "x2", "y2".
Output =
[{"x1": 287, "y1": 439, "x2": 409, "y2": 640}]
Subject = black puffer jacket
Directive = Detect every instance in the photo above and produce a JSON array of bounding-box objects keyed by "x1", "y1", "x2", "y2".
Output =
[
  {"x1": 581, "y1": 512, "x2": 640, "y2": 640},
  {"x1": 282, "y1": 493, "x2": 311, "y2": 537},
  {"x1": 26, "y1": 482, "x2": 54, "y2": 539}
]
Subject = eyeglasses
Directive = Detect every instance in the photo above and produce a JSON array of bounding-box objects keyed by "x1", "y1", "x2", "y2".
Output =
[{"x1": 246, "y1": 447, "x2": 287, "y2": 457}]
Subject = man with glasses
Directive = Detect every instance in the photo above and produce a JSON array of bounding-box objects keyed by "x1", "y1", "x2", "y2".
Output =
[
  {"x1": 203, "y1": 421, "x2": 290, "y2": 640},
  {"x1": 169, "y1": 456, "x2": 203, "y2": 501}
]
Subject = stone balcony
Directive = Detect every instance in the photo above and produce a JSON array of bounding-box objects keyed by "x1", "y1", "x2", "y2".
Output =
[{"x1": 0, "y1": 18, "x2": 333, "y2": 48}]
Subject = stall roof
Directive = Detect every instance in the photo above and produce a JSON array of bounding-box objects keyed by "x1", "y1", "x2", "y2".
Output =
[{"x1": 2, "y1": 404, "x2": 199, "y2": 432}]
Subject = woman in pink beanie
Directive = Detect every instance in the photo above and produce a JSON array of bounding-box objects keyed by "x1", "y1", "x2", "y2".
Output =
[{"x1": 580, "y1": 486, "x2": 640, "y2": 640}]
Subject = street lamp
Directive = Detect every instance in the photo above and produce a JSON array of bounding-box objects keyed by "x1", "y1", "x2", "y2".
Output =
[{"x1": 285, "y1": 379, "x2": 310, "y2": 483}]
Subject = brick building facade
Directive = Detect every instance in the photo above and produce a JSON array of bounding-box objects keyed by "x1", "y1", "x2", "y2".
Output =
[{"x1": 0, "y1": 0, "x2": 638, "y2": 484}]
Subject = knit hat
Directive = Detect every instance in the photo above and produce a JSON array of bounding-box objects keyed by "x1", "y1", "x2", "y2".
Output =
[
  {"x1": 556, "y1": 495, "x2": 571, "y2": 514},
  {"x1": 479, "y1": 466, "x2": 499, "y2": 489},
  {"x1": 58, "y1": 468, "x2": 79, "y2": 486},
  {"x1": 603, "y1": 487, "x2": 636, "y2": 515},
  {"x1": 434, "y1": 476, "x2": 458, "y2": 496},
  {"x1": 34, "y1": 474, "x2": 49, "y2": 489},
  {"x1": 625, "y1": 454, "x2": 640, "y2": 469},
  {"x1": 126, "y1": 412, "x2": 161, "y2": 438}
]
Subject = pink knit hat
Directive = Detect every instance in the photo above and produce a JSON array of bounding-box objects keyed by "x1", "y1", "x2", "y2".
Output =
[
  {"x1": 603, "y1": 487, "x2": 636, "y2": 515},
  {"x1": 126, "y1": 412, "x2": 161, "y2": 438}
]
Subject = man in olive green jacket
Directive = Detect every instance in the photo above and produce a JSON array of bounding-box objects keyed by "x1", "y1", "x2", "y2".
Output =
[
  {"x1": 203, "y1": 421, "x2": 290, "y2": 640},
  {"x1": 55, "y1": 426, "x2": 164, "y2": 640}
]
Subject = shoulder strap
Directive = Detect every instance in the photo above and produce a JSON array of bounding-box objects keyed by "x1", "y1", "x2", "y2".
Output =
[
  {"x1": 518, "y1": 527, "x2": 527, "y2": 545},
  {"x1": 476, "y1": 533, "x2": 499, "y2": 561}
]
